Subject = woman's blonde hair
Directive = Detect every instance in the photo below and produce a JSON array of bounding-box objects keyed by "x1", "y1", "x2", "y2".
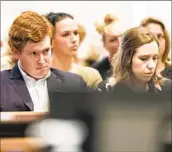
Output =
[
  {"x1": 111, "y1": 26, "x2": 162, "y2": 86},
  {"x1": 95, "y1": 13, "x2": 119, "y2": 43},
  {"x1": 78, "y1": 23, "x2": 86, "y2": 44},
  {"x1": 140, "y1": 17, "x2": 171, "y2": 65},
  {"x1": 1, "y1": 45, "x2": 17, "y2": 70}
]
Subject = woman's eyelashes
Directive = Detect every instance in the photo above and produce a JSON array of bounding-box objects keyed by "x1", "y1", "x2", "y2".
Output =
[
  {"x1": 139, "y1": 55, "x2": 158, "y2": 61},
  {"x1": 61, "y1": 30, "x2": 78, "y2": 37}
]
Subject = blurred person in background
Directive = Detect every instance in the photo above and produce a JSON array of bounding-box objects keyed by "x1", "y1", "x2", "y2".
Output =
[
  {"x1": 92, "y1": 13, "x2": 126, "y2": 80},
  {"x1": 46, "y1": 12, "x2": 102, "y2": 89},
  {"x1": 140, "y1": 17, "x2": 171, "y2": 80},
  {"x1": 98, "y1": 26, "x2": 171, "y2": 93},
  {"x1": 0, "y1": 11, "x2": 88, "y2": 112},
  {"x1": 1, "y1": 45, "x2": 18, "y2": 70}
]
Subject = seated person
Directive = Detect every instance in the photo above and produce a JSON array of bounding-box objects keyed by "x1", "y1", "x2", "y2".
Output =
[
  {"x1": 45, "y1": 12, "x2": 102, "y2": 89},
  {"x1": 98, "y1": 27, "x2": 171, "y2": 93},
  {"x1": 0, "y1": 11, "x2": 89, "y2": 112},
  {"x1": 92, "y1": 13, "x2": 126, "y2": 80},
  {"x1": 140, "y1": 17, "x2": 172, "y2": 80},
  {"x1": 1, "y1": 45, "x2": 17, "y2": 70}
]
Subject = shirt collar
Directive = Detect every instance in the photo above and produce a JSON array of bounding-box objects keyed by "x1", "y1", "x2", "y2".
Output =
[{"x1": 17, "y1": 61, "x2": 51, "y2": 83}]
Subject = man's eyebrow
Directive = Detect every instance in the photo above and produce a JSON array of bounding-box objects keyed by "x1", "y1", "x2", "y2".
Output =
[
  {"x1": 42, "y1": 47, "x2": 51, "y2": 51},
  {"x1": 138, "y1": 55, "x2": 149, "y2": 57}
]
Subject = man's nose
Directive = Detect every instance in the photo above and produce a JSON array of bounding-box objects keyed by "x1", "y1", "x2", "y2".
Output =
[{"x1": 38, "y1": 54, "x2": 45, "y2": 64}]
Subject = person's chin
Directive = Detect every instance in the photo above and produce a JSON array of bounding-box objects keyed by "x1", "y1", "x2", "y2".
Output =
[
  {"x1": 71, "y1": 50, "x2": 77, "y2": 54},
  {"x1": 142, "y1": 76, "x2": 152, "y2": 82},
  {"x1": 35, "y1": 75, "x2": 46, "y2": 80},
  {"x1": 36, "y1": 71, "x2": 49, "y2": 78}
]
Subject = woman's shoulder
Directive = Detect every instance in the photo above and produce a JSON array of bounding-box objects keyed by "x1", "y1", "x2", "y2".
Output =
[
  {"x1": 75, "y1": 64, "x2": 103, "y2": 89},
  {"x1": 155, "y1": 78, "x2": 171, "y2": 99},
  {"x1": 161, "y1": 63, "x2": 172, "y2": 80},
  {"x1": 77, "y1": 65, "x2": 100, "y2": 74},
  {"x1": 162, "y1": 78, "x2": 171, "y2": 90},
  {"x1": 72, "y1": 64, "x2": 101, "y2": 78},
  {"x1": 155, "y1": 78, "x2": 172, "y2": 93}
]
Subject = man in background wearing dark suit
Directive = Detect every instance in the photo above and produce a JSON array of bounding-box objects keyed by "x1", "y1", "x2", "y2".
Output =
[{"x1": 0, "y1": 11, "x2": 89, "y2": 112}]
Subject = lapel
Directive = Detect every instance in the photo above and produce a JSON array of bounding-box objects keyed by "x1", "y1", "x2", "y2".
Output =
[
  {"x1": 9, "y1": 64, "x2": 33, "y2": 111},
  {"x1": 47, "y1": 69, "x2": 62, "y2": 93}
]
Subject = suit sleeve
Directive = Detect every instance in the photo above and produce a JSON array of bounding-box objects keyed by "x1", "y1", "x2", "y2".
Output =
[{"x1": 78, "y1": 76, "x2": 94, "y2": 92}]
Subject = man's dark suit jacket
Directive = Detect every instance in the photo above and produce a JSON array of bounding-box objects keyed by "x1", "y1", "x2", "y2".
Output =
[{"x1": 0, "y1": 64, "x2": 89, "y2": 111}]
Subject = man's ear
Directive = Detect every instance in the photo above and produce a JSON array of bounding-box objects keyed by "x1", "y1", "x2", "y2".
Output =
[
  {"x1": 52, "y1": 38, "x2": 55, "y2": 47},
  {"x1": 12, "y1": 48, "x2": 21, "y2": 60},
  {"x1": 51, "y1": 40, "x2": 54, "y2": 57}
]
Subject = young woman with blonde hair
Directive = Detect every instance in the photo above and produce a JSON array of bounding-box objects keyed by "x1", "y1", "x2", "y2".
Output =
[
  {"x1": 98, "y1": 26, "x2": 171, "y2": 93},
  {"x1": 92, "y1": 13, "x2": 126, "y2": 80},
  {"x1": 140, "y1": 17, "x2": 171, "y2": 80}
]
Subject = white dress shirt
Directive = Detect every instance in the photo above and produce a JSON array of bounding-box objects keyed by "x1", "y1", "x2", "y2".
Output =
[{"x1": 18, "y1": 61, "x2": 50, "y2": 112}]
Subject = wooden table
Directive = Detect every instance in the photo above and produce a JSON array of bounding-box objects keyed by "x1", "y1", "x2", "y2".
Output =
[
  {"x1": 0, "y1": 112, "x2": 47, "y2": 152},
  {"x1": 0, "y1": 112, "x2": 47, "y2": 123},
  {"x1": 0, "y1": 137, "x2": 43, "y2": 152}
]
